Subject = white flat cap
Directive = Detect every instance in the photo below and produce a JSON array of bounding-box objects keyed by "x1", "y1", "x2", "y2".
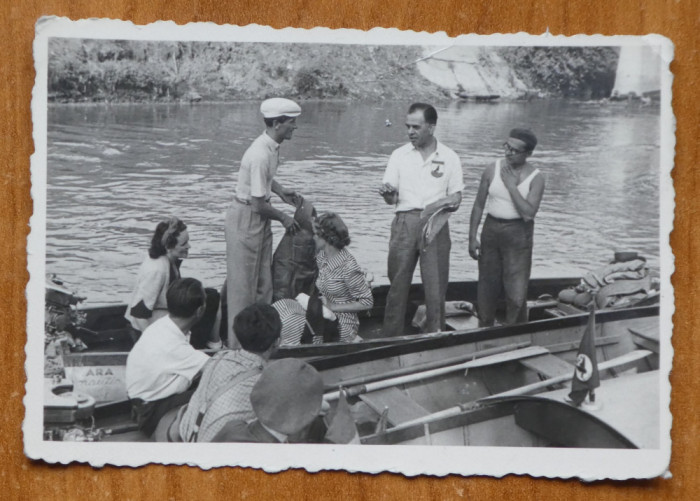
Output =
[{"x1": 260, "y1": 98, "x2": 302, "y2": 119}]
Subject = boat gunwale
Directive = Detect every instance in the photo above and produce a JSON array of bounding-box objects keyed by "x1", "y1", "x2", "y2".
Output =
[{"x1": 308, "y1": 305, "x2": 659, "y2": 371}]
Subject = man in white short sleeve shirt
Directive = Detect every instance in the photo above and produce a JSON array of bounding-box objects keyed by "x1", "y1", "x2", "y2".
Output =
[
  {"x1": 126, "y1": 277, "x2": 211, "y2": 437},
  {"x1": 379, "y1": 103, "x2": 464, "y2": 336},
  {"x1": 224, "y1": 98, "x2": 302, "y2": 348}
]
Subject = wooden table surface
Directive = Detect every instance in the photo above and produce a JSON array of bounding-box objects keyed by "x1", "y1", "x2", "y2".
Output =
[{"x1": 2, "y1": 1, "x2": 697, "y2": 499}]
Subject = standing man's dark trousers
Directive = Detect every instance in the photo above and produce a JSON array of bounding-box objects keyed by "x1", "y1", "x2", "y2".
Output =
[
  {"x1": 477, "y1": 215, "x2": 534, "y2": 327},
  {"x1": 383, "y1": 211, "x2": 451, "y2": 337}
]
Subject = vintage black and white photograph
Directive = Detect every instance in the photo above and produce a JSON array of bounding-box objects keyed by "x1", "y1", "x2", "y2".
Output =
[{"x1": 26, "y1": 18, "x2": 673, "y2": 478}]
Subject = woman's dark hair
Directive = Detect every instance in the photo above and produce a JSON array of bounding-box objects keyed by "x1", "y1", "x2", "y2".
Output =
[
  {"x1": 233, "y1": 304, "x2": 281, "y2": 353},
  {"x1": 313, "y1": 212, "x2": 351, "y2": 250},
  {"x1": 166, "y1": 278, "x2": 206, "y2": 318},
  {"x1": 149, "y1": 217, "x2": 187, "y2": 259}
]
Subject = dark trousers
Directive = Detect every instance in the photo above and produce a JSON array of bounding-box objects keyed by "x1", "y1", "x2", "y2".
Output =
[
  {"x1": 477, "y1": 215, "x2": 534, "y2": 327},
  {"x1": 383, "y1": 211, "x2": 451, "y2": 336},
  {"x1": 131, "y1": 389, "x2": 196, "y2": 438},
  {"x1": 189, "y1": 288, "x2": 220, "y2": 349}
]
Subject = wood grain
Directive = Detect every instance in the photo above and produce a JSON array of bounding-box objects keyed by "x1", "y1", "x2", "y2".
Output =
[{"x1": 2, "y1": 1, "x2": 697, "y2": 499}]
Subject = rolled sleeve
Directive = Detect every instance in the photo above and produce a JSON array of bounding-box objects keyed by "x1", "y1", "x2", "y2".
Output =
[
  {"x1": 344, "y1": 259, "x2": 374, "y2": 308},
  {"x1": 170, "y1": 344, "x2": 210, "y2": 384},
  {"x1": 138, "y1": 269, "x2": 168, "y2": 310},
  {"x1": 446, "y1": 153, "x2": 465, "y2": 195}
]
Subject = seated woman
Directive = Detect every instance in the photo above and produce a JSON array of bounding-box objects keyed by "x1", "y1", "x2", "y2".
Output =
[
  {"x1": 312, "y1": 212, "x2": 373, "y2": 343},
  {"x1": 125, "y1": 216, "x2": 221, "y2": 349}
]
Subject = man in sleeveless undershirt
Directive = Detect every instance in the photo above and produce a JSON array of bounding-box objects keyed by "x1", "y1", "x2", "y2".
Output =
[{"x1": 468, "y1": 128, "x2": 545, "y2": 326}]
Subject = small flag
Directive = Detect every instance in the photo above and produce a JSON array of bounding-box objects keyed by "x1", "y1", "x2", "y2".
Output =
[
  {"x1": 568, "y1": 307, "x2": 601, "y2": 406},
  {"x1": 324, "y1": 390, "x2": 360, "y2": 444}
]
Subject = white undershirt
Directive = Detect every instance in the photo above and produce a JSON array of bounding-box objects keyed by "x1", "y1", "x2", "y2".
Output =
[{"x1": 486, "y1": 159, "x2": 540, "y2": 220}]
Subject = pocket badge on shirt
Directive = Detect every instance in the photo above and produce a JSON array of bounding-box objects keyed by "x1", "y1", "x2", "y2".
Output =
[{"x1": 431, "y1": 160, "x2": 445, "y2": 178}]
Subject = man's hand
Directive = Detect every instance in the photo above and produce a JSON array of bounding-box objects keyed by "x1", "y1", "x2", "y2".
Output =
[
  {"x1": 469, "y1": 238, "x2": 480, "y2": 260},
  {"x1": 278, "y1": 187, "x2": 300, "y2": 207},
  {"x1": 500, "y1": 164, "x2": 519, "y2": 191},
  {"x1": 378, "y1": 183, "x2": 398, "y2": 205},
  {"x1": 281, "y1": 214, "x2": 300, "y2": 234}
]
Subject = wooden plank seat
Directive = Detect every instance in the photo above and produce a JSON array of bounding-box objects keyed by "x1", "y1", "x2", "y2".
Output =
[
  {"x1": 519, "y1": 353, "x2": 575, "y2": 379},
  {"x1": 628, "y1": 328, "x2": 660, "y2": 354},
  {"x1": 359, "y1": 387, "x2": 431, "y2": 427},
  {"x1": 445, "y1": 315, "x2": 479, "y2": 331}
]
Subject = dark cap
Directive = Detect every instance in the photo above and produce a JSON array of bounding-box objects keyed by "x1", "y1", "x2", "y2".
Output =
[{"x1": 509, "y1": 128, "x2": 538, "y2": 151}]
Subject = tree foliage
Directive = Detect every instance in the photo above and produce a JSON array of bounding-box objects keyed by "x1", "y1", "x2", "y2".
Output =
[{"x1": 47, "y1": 40, "x2": 620, "y2": 102}]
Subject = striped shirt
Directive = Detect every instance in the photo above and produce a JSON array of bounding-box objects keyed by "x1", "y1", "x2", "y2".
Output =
[
  {"x1": 272, "y1": 298, "x2": 311, "y2": 346},
  {"x1": 316, "y1": 248, "x2": 373, "y2": 342}
]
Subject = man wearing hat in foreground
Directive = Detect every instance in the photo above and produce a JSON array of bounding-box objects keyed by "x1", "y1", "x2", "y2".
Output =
[
  {"x1": 211, "y1": 358, "x2": 325, "y2": 443},
  {"x1": 225, "y1": 98, "x2": 303, "y2": 348},
  {"x1": 468, "y1": 128, "x2": 545, "y2": 326}
]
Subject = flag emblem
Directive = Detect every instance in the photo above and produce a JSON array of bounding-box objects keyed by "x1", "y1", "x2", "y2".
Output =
[
  {"x1": 567, "y1": 308, "x2": 601, "y2": 406},
  {"x1": 574, "y1": 354, "x2": 594, "y2": 382}
]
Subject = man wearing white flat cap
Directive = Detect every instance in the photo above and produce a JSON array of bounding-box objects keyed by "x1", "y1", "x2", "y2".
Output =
[{"x1": 224, "y1": 97, "x2": 302, "y2": 348}]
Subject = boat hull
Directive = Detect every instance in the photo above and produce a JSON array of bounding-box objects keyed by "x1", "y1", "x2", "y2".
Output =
[
  {"x1": 363, "y1": 370, "x2": 660, "y2": 448},
  {"x1": 62, "y1": 303, "x2": 659, "y2": 407}
]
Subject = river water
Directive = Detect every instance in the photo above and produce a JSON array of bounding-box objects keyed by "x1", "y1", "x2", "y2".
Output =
[{"x1": 46, "y1": 100, "x2": 660, "y2": 303}]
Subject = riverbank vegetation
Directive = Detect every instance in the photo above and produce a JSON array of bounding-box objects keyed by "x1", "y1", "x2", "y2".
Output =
[
  {"x1": 498, "y1": 47, "x2": 619, "y2": 99},
  {"x1": 48, "y1": 39, "x2": 619, "y2": 103}
]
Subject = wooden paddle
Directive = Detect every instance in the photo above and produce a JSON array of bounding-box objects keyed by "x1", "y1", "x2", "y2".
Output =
[{"x1": 323, "y1": 345, "x2": 549, "y2": 401}]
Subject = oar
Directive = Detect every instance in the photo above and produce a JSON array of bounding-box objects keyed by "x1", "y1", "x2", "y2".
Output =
[
  {"x1": 386, "y1": 349, "x2": 653, "y2": 432},
  {"x1": 323, "y1": 345, "x2": 549, "y2": 401},
  {"x1": 323, "y1": 341, "x2": 532, "y2": 391}
]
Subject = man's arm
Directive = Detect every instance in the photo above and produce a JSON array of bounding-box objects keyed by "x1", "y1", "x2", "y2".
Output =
[
  {"x1": 271, "y1": 180, "x2": 299, "y2": 207},
  {"x1": 250, "y1": 196, "x2": 300, "y2": 234},
  {"x1": 378, "y1": 183, "x2": 399, "y2": 205},
  {"x1": 422, "y1": 191, "x2": 462, "y2": 218},
  {"x1": 469, "y1": 167, "x2": 492, "y2": 260},
  {"x1": 379, "y1": 151, "x2": 400, "y2": 205},
  {"x1": 500, "y1": 165, "x2": 545, "y2": 222}
]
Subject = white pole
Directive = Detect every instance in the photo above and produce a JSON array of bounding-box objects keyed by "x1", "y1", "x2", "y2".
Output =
[{"x1": 323, "y1": 346, "x2": 548, "y2": 401}]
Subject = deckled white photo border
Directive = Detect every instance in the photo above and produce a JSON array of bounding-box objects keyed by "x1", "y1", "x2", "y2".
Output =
[{"x1": 25, "y1": 17, "x2": 675, "y2": 479}]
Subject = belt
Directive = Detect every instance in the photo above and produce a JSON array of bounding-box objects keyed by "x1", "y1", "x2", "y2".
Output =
[
  {"x1": 486, "y1": 214, "x2": 525, "y2": 223},
  {"x1": 396, "y1": 209, "x2": 422, "y2": 215}
]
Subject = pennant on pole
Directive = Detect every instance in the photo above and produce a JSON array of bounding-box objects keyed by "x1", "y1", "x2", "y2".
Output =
[
  {"x1": 324, "y1": 390, "x2": 360, "y2": 444},
  {"x1": 567, "y1": 307, "x2": 601, "y2": 406}
]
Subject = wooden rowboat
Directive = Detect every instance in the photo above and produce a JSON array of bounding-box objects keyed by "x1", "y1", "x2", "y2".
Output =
[
  {"x1": 362, "y1": 369, "x2": 660, "y2": 448},
  {"x1": 50, "y1": 299, "x2": 660, "y2": 445},
  {"x1": 54, "y1": 277, "x2": 659, "y2": 406}
]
